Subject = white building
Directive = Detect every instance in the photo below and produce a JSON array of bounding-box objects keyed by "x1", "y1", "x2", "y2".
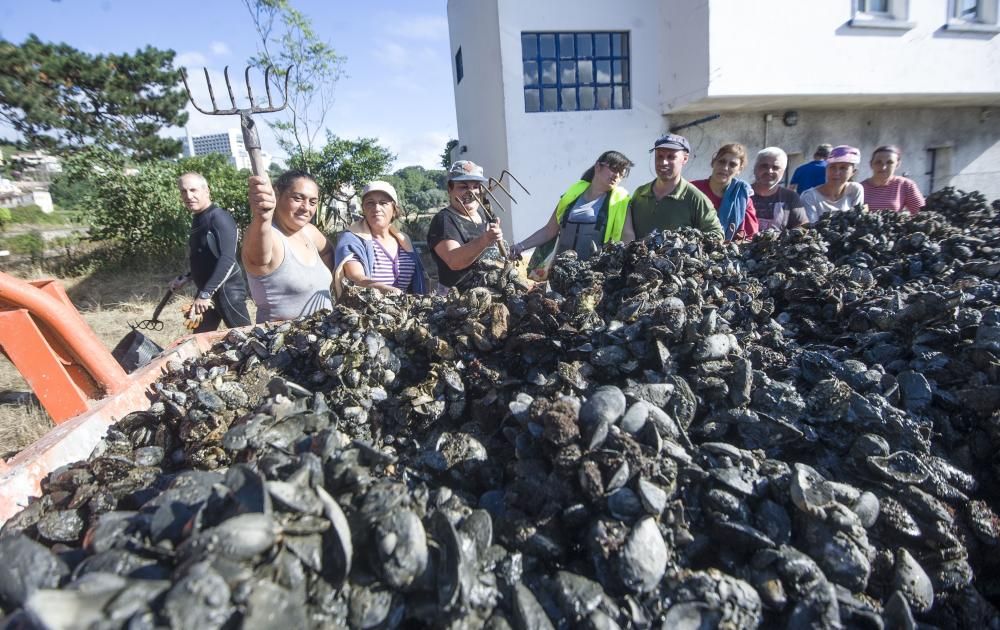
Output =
[
  {"x1": 182, "y1": 128, "x2": 272, "y2": 173},
  {"x1": 447, "y1": 0, "x2": 1000, "y2": 241},
  {"x1": 10, "y1": 151, "x2": 62, "y2": 176}
]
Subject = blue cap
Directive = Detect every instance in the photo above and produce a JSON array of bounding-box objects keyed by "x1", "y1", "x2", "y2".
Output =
[{"x1": 651, "y1": 133, "x2": 691, "y2": 153}]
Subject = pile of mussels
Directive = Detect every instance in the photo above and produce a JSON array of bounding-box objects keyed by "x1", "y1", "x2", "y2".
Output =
[{"x1": 2, "y1": 187, "x2": 1000, "y2": 629}]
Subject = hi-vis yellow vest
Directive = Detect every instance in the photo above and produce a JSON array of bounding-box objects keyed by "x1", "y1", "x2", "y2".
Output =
[{"x1": 554, "y1": 180, "x2": 631, "y2": 243}]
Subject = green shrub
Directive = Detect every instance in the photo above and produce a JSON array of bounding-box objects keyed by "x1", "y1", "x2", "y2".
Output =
[
  {"x1": 0, "y1": 207, "x2": 10, "y2": 231},
  {"x1": 62, "y1": 148, "x2": 250, "y2": 262},
  {"x1": 1, "y1": 230, "x2": 45, "y2": 259}
]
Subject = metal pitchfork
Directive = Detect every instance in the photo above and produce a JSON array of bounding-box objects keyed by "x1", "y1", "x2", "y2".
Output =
[
  {"x1": 471, "y1": 169, "x2": 532, "y2": 262},
  {"x1": 180, "y1": 66, "x2": 291, "y2": 176}
]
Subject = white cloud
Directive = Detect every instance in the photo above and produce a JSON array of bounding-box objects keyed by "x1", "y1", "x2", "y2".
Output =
[
  {"x1": 209, "y1": 41, "x2": 231, "y2": 56},
  {"x1": 175, "y1": 51, "x2": 208, "y2": 68},
  {"x1": 374, "y1": 42, "x2": 410, "y2": 69},
  {"x1": 395, "y1": 130, "x2": 451, "y2": 169},
  {"x1": 369, "y1": 129, "x2": 451, "y2": 170},
  {"x1": 373, "y1": 41, "x2": 440, "y2": 78},
  {"x1": 384, "y1": 15, "x2": 448, "y2": 42}
]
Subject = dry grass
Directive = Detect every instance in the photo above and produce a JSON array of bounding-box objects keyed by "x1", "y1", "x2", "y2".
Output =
[{"x1": 0, "y1": 264, "x2": 255, "y2": 457}]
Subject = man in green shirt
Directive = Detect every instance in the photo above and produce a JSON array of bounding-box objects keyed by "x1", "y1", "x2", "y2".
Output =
[{"x1": 622, "y1": 133, "x2": 724, "y2": 241}]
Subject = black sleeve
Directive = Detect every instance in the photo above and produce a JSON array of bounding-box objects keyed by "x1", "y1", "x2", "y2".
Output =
[
  {"x1": 198, "y1": 209, "x2": 240, "y2": 298},
  {"x1": 427, "y1": 210, "x2": 465, "y2": 249}
]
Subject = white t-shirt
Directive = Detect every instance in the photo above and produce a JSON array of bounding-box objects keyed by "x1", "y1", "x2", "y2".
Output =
[{"x1": 801, "y1": 182, "x2": 865, "y2": 223}]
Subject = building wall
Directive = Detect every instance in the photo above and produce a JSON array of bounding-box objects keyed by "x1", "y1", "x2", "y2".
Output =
[
  {"x1": 450, "y1": 0, "x2": 665, "y2": 241},
  {"x1": 449, "y1": 0, "x2": 1000, "y2": 240},
  {"x1": 670, "y1": 106, "x2": 1000, "y2": 200},
  {"x1": 448, "y1": 0, "x2": 512, "y2": 235},
  {"x1": 665, "y1": 0, "x2": 1000, "y2": 111}
]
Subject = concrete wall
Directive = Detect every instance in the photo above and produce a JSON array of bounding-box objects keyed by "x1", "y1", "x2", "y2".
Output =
[
  {"x1": 665, "y1": 0, "x2": 1000, "y2": 111},
  {"x1": 447, "y1": 0, "x2": 513, "y2": 235},
  {"x1": 669, "y1": 106, "x2": 1000, "y2": 200}
]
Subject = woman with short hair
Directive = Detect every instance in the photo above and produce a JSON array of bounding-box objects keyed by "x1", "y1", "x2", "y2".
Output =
[
  {"x1": 861, "y1": 145, "x2": 925, "y2": 215},
  {"x1": 690, "y1": 143, "x2": 759, "y2": 241},
  {"x1": 800, "y1": 145, "x2": 866, "y2": 224},
  {"x1": 333, "y1": 180, "x2": 427, "y2": 297}
]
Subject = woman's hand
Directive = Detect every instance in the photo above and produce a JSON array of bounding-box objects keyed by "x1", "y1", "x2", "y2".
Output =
[
  {"x1": 511, "y1": 241, "x2": 526, "y2": 260},
  {"x1": 249, "y1": 175, "x2": 275, "y2": 223}
]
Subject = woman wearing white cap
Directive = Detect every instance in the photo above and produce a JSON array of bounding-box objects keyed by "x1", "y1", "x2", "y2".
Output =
[
  {"x1": 800, "y1": 145, "x2": 866, "y2": 224},
  {"x1": 333, "y1": 180, "x2": 427, "y2": 297}
]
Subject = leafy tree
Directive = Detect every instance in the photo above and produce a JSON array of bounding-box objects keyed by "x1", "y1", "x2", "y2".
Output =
[
  {"x1": 63, "y1": 148, "x2": 250, "y2": 261},
  {"x1": 0, "y1": 35, "x2": 188, "y2": 160},
  {"x1": 243, "y1": 0, "x2": 346, "y2": 164},
  {"x1": 48, "y1": 172, "x2": 90, "y2": 212},
  {"x1": 441, "y1": 139, "x2": 458, "y2": 168},
  {"x1": 267, "y1": 161, "x2": 285, "y2": 181},
  {"x1": 287, "y1": 132, "x2": 394, "y2": 231},
  {"x1": 384, "y1": 166, "x2": 448, "y2": 214}
]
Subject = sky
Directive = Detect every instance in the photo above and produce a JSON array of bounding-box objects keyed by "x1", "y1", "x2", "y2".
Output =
[{"x1": 0, "y1": 0, "x2": 457, "y2": 169}]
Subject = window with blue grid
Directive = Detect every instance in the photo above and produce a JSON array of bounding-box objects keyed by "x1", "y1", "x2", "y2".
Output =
[{"x1": 521, "y1": 31, "x2": 630, "y2": 113}]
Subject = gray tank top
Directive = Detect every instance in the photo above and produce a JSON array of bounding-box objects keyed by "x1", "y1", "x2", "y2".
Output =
[{"x1": 247, "y1": 226, "x2": 333, "y2": 323}]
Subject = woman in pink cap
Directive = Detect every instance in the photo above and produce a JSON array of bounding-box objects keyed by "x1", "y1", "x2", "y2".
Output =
[
  {"x1": 800, "y1": 145, "x2": 865, "y2": 224},
  {"x1": 861, "y1": 145, "x2": 925, "y2": 215}
]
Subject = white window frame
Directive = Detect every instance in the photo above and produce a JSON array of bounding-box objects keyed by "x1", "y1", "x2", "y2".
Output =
[
  {"x1": 946, "y1": 0, "x2": 1000, "y2": 32},
  {"x1": 849, "y1": 0, "x2": 914, "y2": 30}
]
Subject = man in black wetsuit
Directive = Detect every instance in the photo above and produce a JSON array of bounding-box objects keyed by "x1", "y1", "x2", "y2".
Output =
[{"x1": 169, "y1": 172, "x2": 251, "y2": 332}]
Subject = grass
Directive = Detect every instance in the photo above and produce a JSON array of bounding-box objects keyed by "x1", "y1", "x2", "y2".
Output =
[
  {"x1": 0, "y1": 262, "x2": 256, "y2": 458},
  {"x1": 5, "y1": 205, "x2": 78, "y2": 227}
]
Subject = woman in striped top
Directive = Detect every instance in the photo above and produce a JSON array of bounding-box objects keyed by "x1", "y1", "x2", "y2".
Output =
[
  {"x1": 861, "y1": 145, "x2": 925, "y2": 215},
  {"x1": 333, "y1": 181, "x2": 427, "y2": 297}
]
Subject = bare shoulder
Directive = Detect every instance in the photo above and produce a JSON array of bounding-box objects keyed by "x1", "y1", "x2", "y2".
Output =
[{"x1": 304, "y1": 224, "x2": 330, "y2": 247}]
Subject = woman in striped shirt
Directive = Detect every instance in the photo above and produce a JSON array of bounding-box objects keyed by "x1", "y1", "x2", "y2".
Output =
[
  {"x1": 333, "y1": 181, "x2": 427, "y2": 297},
  {"x1": 861, "y1": 145, "x2": 925, "y2": 215}
]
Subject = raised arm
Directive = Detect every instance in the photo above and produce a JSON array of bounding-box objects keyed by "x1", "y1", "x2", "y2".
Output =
[{"x1": 242, "y1": 175, "x2": 283, "y2": 275}]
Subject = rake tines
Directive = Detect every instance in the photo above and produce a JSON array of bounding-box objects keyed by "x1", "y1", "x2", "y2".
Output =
[
  {"x1": 498, "y1": 169, "x2": 531, "y2": 196},
  {"x1": 179, "y1": 65, "x2": 292, "y2": 177},
  {"x1": 180, "y1": 65, "x2": 292, "y2": 116}
]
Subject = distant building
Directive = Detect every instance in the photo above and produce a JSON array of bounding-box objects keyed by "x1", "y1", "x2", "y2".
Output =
[
  {"x1": 181, "y1": 128, "x2": 273, "y2": 172},
  {"x1": 448, "y1": 0, "x2": 1000, "y2": 241},
  {"x1": 0, "y1": 178, "x2": 54, "y2": 213},
  {"x1": 10, "y1": 151, "x2": 62, "y2": 176}
]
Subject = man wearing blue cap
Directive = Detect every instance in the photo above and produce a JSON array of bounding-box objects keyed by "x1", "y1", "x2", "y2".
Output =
[
  {"x1": 622, "y1": 134, "x2": 723, "y2": 240},
  {"x1": 426, "y1": 160, "x2": 506, "y2": 294}
]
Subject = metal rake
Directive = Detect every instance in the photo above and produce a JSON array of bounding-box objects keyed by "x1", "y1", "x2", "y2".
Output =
[{"x1": 180, "y1": 65, "x2": 291, "y2": 176}]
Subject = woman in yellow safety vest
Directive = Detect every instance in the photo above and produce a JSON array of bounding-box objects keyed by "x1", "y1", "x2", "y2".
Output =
[{"x1": 513, "y1": 150, "x2": 633, "y2": 281}]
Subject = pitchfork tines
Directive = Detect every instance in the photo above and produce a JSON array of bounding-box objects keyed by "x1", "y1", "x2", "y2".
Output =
[
  {"x1": 181, "y1": 65, "x2": 291, "y2": 116},
  {"x1": 180, "y1": 65, "x2": 292, "y2": 176}
]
